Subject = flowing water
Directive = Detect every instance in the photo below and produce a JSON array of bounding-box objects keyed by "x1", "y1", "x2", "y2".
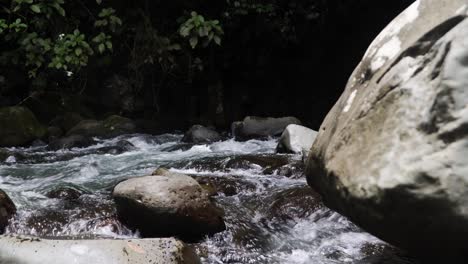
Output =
[{"x1": 0, "y1": 134, "x2": 415, "y2": 263}]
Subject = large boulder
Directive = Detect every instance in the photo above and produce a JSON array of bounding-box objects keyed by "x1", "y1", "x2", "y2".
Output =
[
  {"x1": 232, "y1": 116, "x2": 301, "y2": 140},
  {"x1": 113, "y1": 169, "x2": 225, "y2": 241},
  {"x1": 182, "y1": 125, "x2": 222, "y2": 144},
  {"x1": 0, "y1": 106, "x2": 45, "y2": 147},
  {"x1": 0, "y1": 190, "x2": 16, "y2": 234},
  {"x1": 306, "y1": 0, "x2": 468, "y2": 261},
  {"x1": 50, "y1": 112, "x2": 84, "y2": 132},
  {"x1": 0, "y1": 235, "x2": 200, "y2": 264},
  {"x1": 67, "y1": 115, "x2": 136, "y2": 138},
  {"x1": 276, "y1": 124, "x2": 318, "y2": 155}
]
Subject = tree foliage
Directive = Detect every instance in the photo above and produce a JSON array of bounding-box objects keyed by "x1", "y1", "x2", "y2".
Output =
[{"x1": 0, "y1": 0, "x2": 327, "y2": 120}]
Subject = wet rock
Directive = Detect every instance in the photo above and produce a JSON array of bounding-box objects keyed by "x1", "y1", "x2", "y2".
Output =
[
  {"x1": 0, "y1": 190, "x2": 16, "y2": 234},
  {"x1": 24, "y1": 209, "x2": 69, "y2": 235},
  {"x1": 182, "y1": 125, "x2": 222, "y2": 144},
  {"x1": 232, "y1": 116, "x2": 301, "y2": 141},
  {"x1": 95, "y1": 140, "x2": 136, "y2": 155},
  {"x1": 306, "y1": 1, "x2": 468, "y2": 260},
  {"x1": 113, "y1": 169, "x2": 225, "y2": 241},
  {"x1": 0, "y1": 106, "x2": 46, "y2": 147},
  {"x1": 276, "y1": 124, "x2": 318, "y2": 155},
  {"x1": 67, "y1": 115, "x2": 136, "y2": 139},
  {"x1": 0, "y1": 235, "x2": 200, "y2": 264},
  {"x1": 193, "y1": 175, "x2": 257, "y2": 196},
  {"x1": 101, "y1": 115, "x2": 137, "y2": 137},
  {"x1": 48, "y1": 135, "x2": 96, "y2": 150},
  {"x1": 226, "y1": 155, "x2": 290, "y2": 172},
  {"x1": 266, "y1": 186, "x2": 322, "y2": 222},
  {"x1": 66, "y1": 119, "x2": 104, "y2": 137},
  {"x1": 0, "y1": 149, "x2": 9, "y2": 162},
  {"x1": 46, "y1": 186, "x2": 83, "y2": 201},
  {"x1": 266, "y1": 162, "x2": 305, "y2": 178},
  {"x1": 85, "y1": 217, "x2": 128, "y2": 237},
  {"x1": 7, "y1": 196, "x2": 118, "y2": 237},
  {"x1": 160, "y1": 143, "x2": 194, "y2": 152}
]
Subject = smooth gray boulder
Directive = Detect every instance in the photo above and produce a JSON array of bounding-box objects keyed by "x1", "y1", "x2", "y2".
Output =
[
  {"x1": 0, "y1": 106, "x2": 46, "y2": 147},
  {"x1": 182, "y1": 125, "x2": 222, "y2": 144},
  {"x1": 0, "y1": 235, "x2": 200, "y2": 264},
  {"x1": 306, "y1": 0, "x2": 468, "y2": 261},
  {"x1": 232, "y1": 116, "x2": 301, "y2": 140},
  {"x1": 277, "y1": 124, "x2": 318, "y2": 155},
  {"x1": 113, "y1": 169, "x2": 225, "y2": 241}
]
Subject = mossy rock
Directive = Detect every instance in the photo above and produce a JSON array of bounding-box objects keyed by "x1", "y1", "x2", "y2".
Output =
[
  {"x1": 67, "y1": 115, "x2": 136, "y2": 138},
  {"x1": 102, "y1": 115, "x2": 136, "y2": 136},
  {"x1": 0, "y1": 106, "x2": 46, "y2": 147}
]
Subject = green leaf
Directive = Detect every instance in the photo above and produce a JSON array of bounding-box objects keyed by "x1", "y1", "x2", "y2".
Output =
[
  {"x1": 30, "y1": 4, "x2": 41, "y2": 13},
  {"x1": 105, "y1": 41, "x2": 112, "y2": 50},
  {"x1": 75, "y1": 48, "x2": 82, "y2": 56},
  {"x1": 214, "y1": 36, "x2": 221, "y2": 45},
  {"x1": 52, "y1": 3, "x2": 66, "y2": 16},
  {"x1": 180, "y1": 26, "x2": 191, "y2": 37},
  {"x1": 98, "y1": 43, "x2": 105, "y2": 53},
  {"x1": 189, "y1": 36, "x2": 198, "y2": 49},
  {"x1": 169, "y1": 43, "x2": 181, "y2": 51}
]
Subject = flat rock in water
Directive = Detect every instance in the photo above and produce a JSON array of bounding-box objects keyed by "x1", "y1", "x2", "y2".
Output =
[{"x1": 0, "y1": 235, "x2": 200, "y2": 264}]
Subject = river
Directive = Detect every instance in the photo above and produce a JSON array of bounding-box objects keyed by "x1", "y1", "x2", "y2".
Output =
[{"x1": 0, "y1": 134, "x2": 414, "y2": 263}]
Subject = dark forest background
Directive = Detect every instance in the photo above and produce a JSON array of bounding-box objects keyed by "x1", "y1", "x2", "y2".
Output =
[{"x1": 0, "y1": 0, "x2": 414, "y2": 132}]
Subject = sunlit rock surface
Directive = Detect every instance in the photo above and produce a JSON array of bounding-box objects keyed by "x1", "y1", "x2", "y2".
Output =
[
  {"x1": 307, "y1": 0, "x2": 468, "y2": 260},
  {"x1": 0, "y1": 236, "x2": 200, "y2": 264}
]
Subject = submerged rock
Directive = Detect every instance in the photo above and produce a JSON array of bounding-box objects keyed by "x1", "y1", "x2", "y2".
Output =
[
  {"x1": 95, "y1": 140, "x2": 136, "y2": 155},
  {"x1": 0, "y1": 235, "x2": 200, "y2": 264},
  {"x1": 232, "y1": 116, "x2": 301, "y2": 140},
  {"x1": 0, "y1": 190, "x2": 16, "y2": 234},
  {"x1": 0, "y1": 106, "x2": 46, "y2": 147},
  {"x1": 182, "y1": 125, "x2": 221, "y2": 144},
  {"x1": 266, "y1": 186, "x2": 322, "y2": 223},
  {"x1": 113, "y1": 169, "x2": 225, "y2": 241},
  {"x1": 46, "y1": 186, "x2": 84, "y2": 201},
  {"x1": 306, "y1": 0, "x2": 468, "y2": 261},
  {"x1": 276, "y1": 124, "x2": 318, "y2": 155}
]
